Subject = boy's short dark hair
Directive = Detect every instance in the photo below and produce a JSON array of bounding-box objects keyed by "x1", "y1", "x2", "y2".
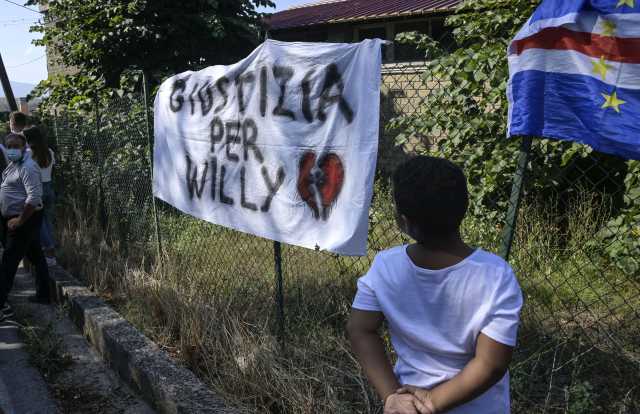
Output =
[
  {"x1": 393, "y1": 156, "x2": 469, "y2": 239},
  {"x1": 9, "y1": 112, "x2": 27, "y2": 129}
]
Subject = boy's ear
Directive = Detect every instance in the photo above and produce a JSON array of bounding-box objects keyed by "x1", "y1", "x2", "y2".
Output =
[
  {"x1": 399, "y1": 214, "x2": 425, "y2": 243},
  {"x1": 397, "y1": 214, "x2": 410, "y2": 234}
]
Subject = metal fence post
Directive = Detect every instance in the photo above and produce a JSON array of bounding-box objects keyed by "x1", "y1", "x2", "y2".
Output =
[
  {"x1": 70, "y1": 114, "x2": 79, "y2": 199},
  {"x1": 52, "y1": 109, "x2": 64, "y2": 195},
  {"x1": 95, "y1": 97, "x2": 108, "y2": 233},
  {"x1": 274, "y1": 241, "x2": 285, "y2": 348},
  {"x1": 52, "y1": 109, "x2": 59, "y2": 146},
  {"x1": 499, "y1": 136, "x2": 533, "y2": 261},
  {"x1": 142, "y1": 71, "x2": 164, "y2": 262}
]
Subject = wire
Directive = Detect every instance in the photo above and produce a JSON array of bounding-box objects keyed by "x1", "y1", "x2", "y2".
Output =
[
  {"x1": 0, "y1": 17, "x2": 38, "y2": 23},
  {"x1": 7, "y1": 54, "x2": 45, "y2": 68},
  {"x1": 1, "y1": 0, "x2": 42, "y2": 14},
  {"x1": 1, "y1": 20, "x2": 40, "y2": 27},
  {"x1": 0, "y1": 1, "x2": 71, "y2": 27}
]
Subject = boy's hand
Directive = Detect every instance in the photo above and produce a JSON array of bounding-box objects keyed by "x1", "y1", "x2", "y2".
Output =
[
  {"x1": 397, "y1": 335, "x2": 514, "y2": 413},
  {"x1": 385, "y1": 392, "x2": 434, "y2": 414},
  {"x1": 397, "y1": 386, "x2": 437, "y2": 414}
]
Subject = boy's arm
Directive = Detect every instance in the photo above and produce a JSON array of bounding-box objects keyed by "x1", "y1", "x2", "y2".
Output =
[
  {"x1": 401, "y1": 333, "x2": 513, "y2": 413},
  {"x1": 347, "y1": 309, "x2": 400, "y2": 402},
  {"x1": 348, "y1": 309, "x2": 433, "y2": 414}
]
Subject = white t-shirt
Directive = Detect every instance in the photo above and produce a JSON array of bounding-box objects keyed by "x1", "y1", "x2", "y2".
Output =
[
  {"x1": 26, "y1": 148, "x2": 55, "y2": 183},
  {"x1": 352, "y1": 246, "x2": 523, "y2": 414},
  {"x1": 40, "y1": 149, "x2": 55, "y2": 183}
]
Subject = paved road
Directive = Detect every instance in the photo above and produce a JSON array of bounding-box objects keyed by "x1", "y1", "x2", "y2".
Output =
[{"x1": 0, "y1": 271, "x2": 59, "y2": 414}]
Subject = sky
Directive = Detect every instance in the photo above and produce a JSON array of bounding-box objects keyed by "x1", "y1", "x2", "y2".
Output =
[
  {"x1": 0, "y1": 0, "x2": 306, "y2": 87},
  {"x1": 259, "y1": 0, "x2": 303, "y2": 12},
  {"x1": 0, "y1": 0, "x2": 46, "y2": 85}
]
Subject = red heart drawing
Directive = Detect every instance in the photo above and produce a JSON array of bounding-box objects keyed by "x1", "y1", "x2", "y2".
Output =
[{"x1": 297, "y1": 151, "x2": 345, "y2": 221}]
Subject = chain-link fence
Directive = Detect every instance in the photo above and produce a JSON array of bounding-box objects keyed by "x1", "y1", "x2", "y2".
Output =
[{"x1": 42, "y1": 60, "x2": 639, "y2": 413}]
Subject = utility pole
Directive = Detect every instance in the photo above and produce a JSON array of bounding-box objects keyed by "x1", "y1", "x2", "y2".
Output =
[{"x1": 0, "y1": 52, "x2": 18, "y2": 111}]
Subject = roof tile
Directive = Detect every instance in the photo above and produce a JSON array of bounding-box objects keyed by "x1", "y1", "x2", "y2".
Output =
[{"x1": 267, "y1": 0, "x2": 462, "y2": 30}]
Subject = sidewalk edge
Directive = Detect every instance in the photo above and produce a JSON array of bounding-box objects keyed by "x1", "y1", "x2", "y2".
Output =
[{"x1": 47, "y1": 267, "x2": 239, "y2": 414}]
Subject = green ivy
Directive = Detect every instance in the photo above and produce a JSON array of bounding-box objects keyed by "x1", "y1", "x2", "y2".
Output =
[
  {"x1": 393, "y1": 0, "x2": 639, "y2": 274},
  {"x1": 598, "y1": 161, "x2": 640, "y2": 274}
]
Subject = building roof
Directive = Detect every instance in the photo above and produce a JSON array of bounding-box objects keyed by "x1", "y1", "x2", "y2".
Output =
[{"x1": 267, "y1": 0, "x2": 462, "y2": 31}]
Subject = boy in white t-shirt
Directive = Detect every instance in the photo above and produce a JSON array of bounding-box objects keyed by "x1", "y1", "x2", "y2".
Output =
[{"x1": 348, "y1": 156, "x2": 523, "y2": 414}]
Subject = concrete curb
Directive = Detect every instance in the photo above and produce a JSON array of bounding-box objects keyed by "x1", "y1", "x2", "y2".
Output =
[{"x1": 47, "y1": 267, "x2": 239, "y2": 414}]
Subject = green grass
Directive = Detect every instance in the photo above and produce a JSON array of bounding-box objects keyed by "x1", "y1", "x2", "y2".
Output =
[{"x1": 55, "y1": 183, "x2": 639, "y2": 413}]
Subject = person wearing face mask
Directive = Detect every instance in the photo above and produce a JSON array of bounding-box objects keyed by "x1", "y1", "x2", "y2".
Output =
[
  {"x1": 0, "y1": 114, "x2": 22, "y2": 247},
  {"x1": 4, "y1": 112, "x2": 27, "y2": 163},
  {"x1": 0, "y1": 132, "x2": 50, "y2": 322}
]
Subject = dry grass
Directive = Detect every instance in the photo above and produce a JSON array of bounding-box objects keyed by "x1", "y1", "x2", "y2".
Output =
[
  {"x1": 56, "y1": 191, "x2": 639, "y2": 413},
  {"x1": 58, "y1": 204, "x2": 377, "y2": 414}
]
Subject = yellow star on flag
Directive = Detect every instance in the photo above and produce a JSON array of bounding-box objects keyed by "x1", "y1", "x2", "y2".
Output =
[
  {"x1": 617, "y1": 0, "x2": 635, "y2": 7},
  {"x1": 601, "y1": 91, "x2": 626, "y2": 113},
  {"x1": 592, "y1": 56, "x2": 613, "y2": 80},
  {"x1": 601, "y1": 20, "x2": 617, "y2": 36}
]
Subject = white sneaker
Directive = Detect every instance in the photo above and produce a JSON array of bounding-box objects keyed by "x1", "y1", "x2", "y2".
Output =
[{"x1": 46, "y1": 257, "x2": 57, "y2": 267}]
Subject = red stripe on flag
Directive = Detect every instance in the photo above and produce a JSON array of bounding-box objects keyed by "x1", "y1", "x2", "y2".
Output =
[{"x1": 513, "y1": 27, "x2": 640, "y2": 64}]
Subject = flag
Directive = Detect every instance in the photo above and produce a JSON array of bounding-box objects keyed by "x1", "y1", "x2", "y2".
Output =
[{"x1": 507, "y1": 0, "x2": 640, "y2": 160}]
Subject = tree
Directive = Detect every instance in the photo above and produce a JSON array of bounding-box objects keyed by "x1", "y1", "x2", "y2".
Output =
[{"x1": 28, "y1": 0, "x2": 274, "y2": 108}]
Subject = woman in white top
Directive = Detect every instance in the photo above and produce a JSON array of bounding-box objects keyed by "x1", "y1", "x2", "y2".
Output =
[{"x1": 23, "y1": 127, "x2": 57, "y2": 266}]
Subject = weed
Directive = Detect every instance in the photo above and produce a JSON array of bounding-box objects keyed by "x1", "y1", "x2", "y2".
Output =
[
  {"x1": 22, "y1": 321, "x2": 73, "y2": 381},
  {"x1": 51, "y1": 384, "x2": 110, "y2": 414},
  {"x1": 55, "y1": 191, "x2": 639, "y2": 413},
  {"x1": 565, "y1": 381, "x2": 598, "y2": 414}
]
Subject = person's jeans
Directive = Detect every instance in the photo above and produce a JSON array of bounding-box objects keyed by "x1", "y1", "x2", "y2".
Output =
[
  {"x1": 0, "y1": 211, "x2": 50, "y2": 307},
  {"x1": 40, "y1": 182, "x2": 56, "y2": 251}
]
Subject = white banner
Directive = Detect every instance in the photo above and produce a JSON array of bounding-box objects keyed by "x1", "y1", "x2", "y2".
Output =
[{"x1": 153, "y1": 39, "x2": 382, "y2": 256}]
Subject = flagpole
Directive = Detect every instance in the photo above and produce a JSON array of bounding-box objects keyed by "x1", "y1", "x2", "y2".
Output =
[{"x1": 500, "y1": 136, "x2": 533, "y2": 261}]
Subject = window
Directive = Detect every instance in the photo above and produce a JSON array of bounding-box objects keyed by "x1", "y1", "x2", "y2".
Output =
[
  {"x1": 272, "y1": 30, "x2": 328, "y2": 43},
  {"x1": 304, "y1": 30, "x2": 329, "y2": 42},
  {"x1": 430, "y1": 18, "x2": 455, "y2": 51},
  {"x1": 358, "y1": 27, "x2": 387, "y2": 42},
  {"x1": 358, "y1": 26, "x2": 389, "y2": 61},
  {"x1": 394, "y1": 21, "x2": 429, "y2": 62}
]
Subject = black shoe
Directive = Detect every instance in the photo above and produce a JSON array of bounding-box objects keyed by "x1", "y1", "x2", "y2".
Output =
[
  {"x1": 1, "y1": 304, "x2": 14, "y2": 317},
  {"x1": 28, "y1": 296, "x2": 51, "y2": 305}
]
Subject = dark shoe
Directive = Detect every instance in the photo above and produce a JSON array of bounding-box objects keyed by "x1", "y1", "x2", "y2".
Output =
[
  {"x1": 1, "y1": 304, "x2": 14, "y2": 317},
  {"x1": 28, "y1": 296, "x2": 51, "y2": 305}
]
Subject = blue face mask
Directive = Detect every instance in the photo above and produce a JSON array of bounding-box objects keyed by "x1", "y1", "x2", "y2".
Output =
[{"x1": 7, "y1": 149, "x2": 24, "y2": 163}]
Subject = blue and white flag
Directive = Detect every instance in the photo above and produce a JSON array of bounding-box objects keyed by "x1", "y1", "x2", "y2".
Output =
[{"x1": 507, "y1": 0, "x2": 640, "y2": 160}]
